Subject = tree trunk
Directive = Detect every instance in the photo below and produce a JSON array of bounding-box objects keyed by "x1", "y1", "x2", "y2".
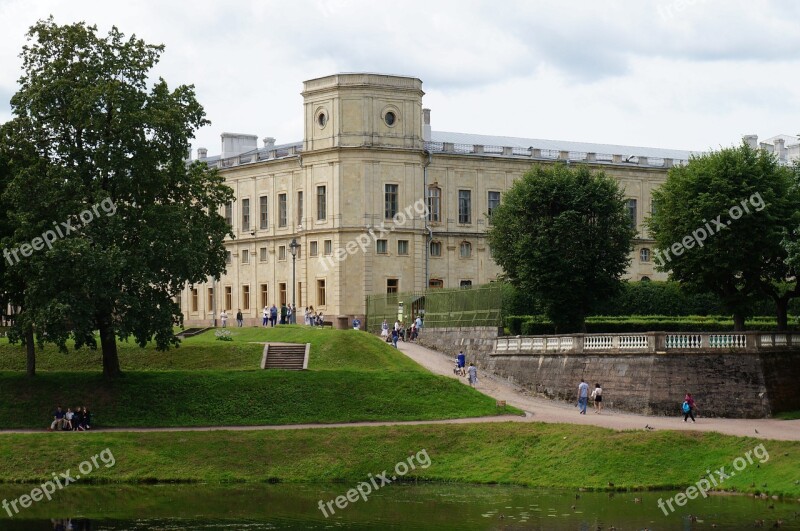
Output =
[
  {"x1": 776, "y1": 297, "x2": 789, "y2": 331},
  {"x1": 25, "y1": 324, "x2": 35, "y2": 378},
  {"x1": 98, "y1": 317, "x2": 121, "y2": 378},
  {"x1": 733, "y1": 312, "x2": 746, "y2": 332}
]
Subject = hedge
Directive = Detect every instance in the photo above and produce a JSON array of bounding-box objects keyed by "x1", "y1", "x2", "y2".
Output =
[{"x1": 517, "y1": 317, "x2": 799, "y2": 335}]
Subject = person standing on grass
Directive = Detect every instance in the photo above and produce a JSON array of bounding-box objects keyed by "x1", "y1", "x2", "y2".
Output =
[
  {"x1": 236, "y1": 309, "x2": 243, "y2": 327},
  {"x1": 467, "y1": 363, "x2": 478, "y2": 387},
  {"x1": 591, "y1": 383, "x2": 603, "y2": 414},
  {"x1": 270, "y1": 304, "x2": 278, "y2": 327},
  {"x1": 220, "y1": 310, "x2": 228, "y2": 328},
  {"x1": 262, "y1": 306, "x2": 269, "y2": 327},
  {"x1": 280, "y1": 303, "x2": 287, "y2": 325},
  {"x1": 683, "y1": 392, "x2": 697, "y2": 423},
  {"x1": 577, "y1": 378, "x2": 589, "y2": 414},
  {"x1": 381, "y1": 319, "x2": 389, "y2": 339}
]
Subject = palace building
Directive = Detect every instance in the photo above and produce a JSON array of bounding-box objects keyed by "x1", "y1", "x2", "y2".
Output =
[{"x1": 179, "y1": 72, "x2": 785, "y2": 328}]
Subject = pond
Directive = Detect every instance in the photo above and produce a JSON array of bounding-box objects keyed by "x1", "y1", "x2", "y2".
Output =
[{"x1": 0, "y1": 483, "x2": 797, "y2": 529}]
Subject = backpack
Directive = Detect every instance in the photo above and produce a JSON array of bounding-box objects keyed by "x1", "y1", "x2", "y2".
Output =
[{"x1": 681, "y1": 401, "x2": 690, "y2": 413}]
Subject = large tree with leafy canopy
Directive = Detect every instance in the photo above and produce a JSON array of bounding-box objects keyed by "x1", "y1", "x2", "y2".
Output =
[
  {"x1": 0, "y1": 18, "x2": 233, "y2": 377},
  {"x1": 487, "y1": 163, "x2": 634, "y2": 332},
  {"x1": 646, "y1": 143, "x2": 798, "y2": 330}
]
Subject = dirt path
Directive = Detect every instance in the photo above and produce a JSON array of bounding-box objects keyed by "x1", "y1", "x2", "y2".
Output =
[{"x1": 397, "y1": 340, "x2": 800, "y2": 441}]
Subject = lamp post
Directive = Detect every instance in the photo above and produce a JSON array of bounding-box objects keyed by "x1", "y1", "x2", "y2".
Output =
[{"x1": 289, "y1": 238, "x2": 299, "y2": 322}]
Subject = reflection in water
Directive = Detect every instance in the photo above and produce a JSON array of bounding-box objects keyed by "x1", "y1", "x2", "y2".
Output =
[{"x1": 0, "y1": 483, "x2": 797, "y2": 530}]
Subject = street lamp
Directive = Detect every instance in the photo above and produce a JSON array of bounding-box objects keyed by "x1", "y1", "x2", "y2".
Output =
[{"x1": 289, "y1": 238, "x2": 299, "y2": 322}]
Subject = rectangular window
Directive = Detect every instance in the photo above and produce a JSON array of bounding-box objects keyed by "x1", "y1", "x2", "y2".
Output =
[
  {"x1": 397, "y1": 240, "x2": 409, "y2": 255},
  {"x1": 297, "y1": 191, "x2": 304, "y2": 225},
  {"x1": 242, "y1": 285, "x2": 250, "y2": 311},
  {"x1": 225, "y1": 250, "x2": 232, "y2": 264},
  {"x1": 191, "y1": 288, "x2": 198, "y2": 312},
  {"x1": 241, "y1": 198, "x2": 250, "y2": 231},
  {"x1": 384, "y1": 184, "x2": 398, "y2": 219},
  {"x1": 377, "y1": 239, "x2": 388, "y2": 254},
  {"x1": 627, "y1": 199, "x2": 637, "y2": 229},
  {"x1": 278, "y1": 193, "x2": 287, "y2": 227},
  {"x1": 279, "y1": 283, "x2": 287, "y2": 306},
  {"x1": 279, "y1": 245, "x2": 286, "y2": 261},
  {"x1": 387, "y1": 279, "x2": 399, "y2": 294},
  {"x1": 430, "y1": 241, "x2": 442, "y2": 257},
  {"x1": 224, "y1": 202, "x2": 233, "y2": 226},
  {"x1": 317, "y1": 185, "x2": 327, "y2": 220},
  {"x1": 458, "y1": 190, "x2": 471, "y2": 224},
  {"x1": 310, "y1": 241, "x2": 318, "y2": 257},
  {"x1": 260, "y1": 284, "x2": 268, "y2": 308},
  {"x1": 259, "y1": 196, "x2": 268, "y2": 229},
  {"x1": 460, "y1": 280, "x2": 473, "y2": 289},
  {"x1": 224, "y1": 286, "x2": 232, "y2": 311},
  {"x1": 317, "y1": 279, "x2": 326, "y2": 306},
  {"x1": 429, "y1": 279, "x2": 444, "y2": 289},
  {"x1": 324, "y1": 239, "x2": 332, "y2": 255},
  {"x1": 241, "y1": 250, "x2": 249, "y2": 264},
  {"x1": 427, "y1": 187, "x2": 441, "y2": 223},
  {"x1": 488, "y1": 191, "x2": 501, "y2": 223},
  {"x1": 207, "y1": 288, "x2": 213, "y2": 311},
  {"x1": 260, "y1": 247, "x2": 267, "y2": 262}
]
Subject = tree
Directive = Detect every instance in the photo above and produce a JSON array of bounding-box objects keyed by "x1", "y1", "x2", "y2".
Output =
[
  {"x1": 487, "y1": 163, "x2": 634, "y2": 332},
  {"x1": 1, "y1": 18, "x2": 233, "y2": 376},
  {"x1": 646, "y1": 143, "x2": 797, "y2": 330}
]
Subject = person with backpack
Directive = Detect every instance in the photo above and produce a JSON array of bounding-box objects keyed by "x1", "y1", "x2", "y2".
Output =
[{"x1": 682, "y1": 392, "x2": 697, "y2": 422}]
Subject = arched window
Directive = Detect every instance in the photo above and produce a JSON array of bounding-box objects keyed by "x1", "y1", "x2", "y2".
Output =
[{"x1": 641, "y1": 276, "x2": 651, "y2": 282}]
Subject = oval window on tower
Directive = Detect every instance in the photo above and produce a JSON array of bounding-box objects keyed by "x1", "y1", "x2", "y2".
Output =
[{"x1": 384, "y1": 111, "x2": 396, "y2": 126}]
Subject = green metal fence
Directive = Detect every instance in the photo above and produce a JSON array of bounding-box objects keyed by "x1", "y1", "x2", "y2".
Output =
[{"x1": 366, "y1": 283, "x2": 503, "y2": 332}]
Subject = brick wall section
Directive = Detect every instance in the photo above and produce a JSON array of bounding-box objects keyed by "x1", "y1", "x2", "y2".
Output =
[{"x1": 417, "y1": 327, "x2": 800, "y2": 418}]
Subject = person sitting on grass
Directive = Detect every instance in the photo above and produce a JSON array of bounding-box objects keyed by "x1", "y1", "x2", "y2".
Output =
[
  {"x1": 72, "y1": 406, "x2": 83, "y2": 432},
  {"x1": 78, "y1": 406, "x2": 92, "y2": 431},
  {"x1": 49, "y1": 406, "x2": 65, "y2": 431}
]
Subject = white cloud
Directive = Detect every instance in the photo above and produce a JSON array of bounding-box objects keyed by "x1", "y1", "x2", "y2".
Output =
[{"x1": 0, "y1": 0, "x2": 798, "y2": 154}]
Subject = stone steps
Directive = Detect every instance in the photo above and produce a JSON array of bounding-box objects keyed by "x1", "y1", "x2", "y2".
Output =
[{"x1": 261, "y1": 343, "x2": 309, "y2": 370}]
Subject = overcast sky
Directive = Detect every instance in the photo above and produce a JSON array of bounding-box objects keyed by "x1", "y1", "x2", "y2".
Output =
[{"x1": 1, "y1": 0, "x2": 798, "y2": 156}]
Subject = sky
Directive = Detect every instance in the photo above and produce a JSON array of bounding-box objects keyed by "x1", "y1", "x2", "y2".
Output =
[{"x1": 1, "y1": 0, "x2": 799, "y2": 157}]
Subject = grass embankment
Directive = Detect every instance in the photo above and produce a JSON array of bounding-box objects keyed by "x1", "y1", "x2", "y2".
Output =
[
  {"x1": 0, "y1": 424, "x2": 797, "y2": 497},
  {"x1": 0, "y1": 327, "x2": 519, "y2": 428}
]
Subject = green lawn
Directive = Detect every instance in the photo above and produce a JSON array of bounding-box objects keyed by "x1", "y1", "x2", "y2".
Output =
[
  {"x1": 0, "y1": 424, "x2": 796, "y2": 498},
  {"x1": 0, "y1": 327, "x2": 519, "y2": 428},
  {"x1": 0, "y1": 326, "x2": 420, "y2": 372}
]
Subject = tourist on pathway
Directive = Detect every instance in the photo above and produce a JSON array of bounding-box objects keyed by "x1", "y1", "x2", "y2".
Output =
[
  {"x1": 467, "y1": 363, "x2": 478, "y2": 387},
  {"x1": 591, "y1": 383, "x2": 603, "y2": 414},
  {"x1": 352, "y1": 317, "x2": 361, "y2": 330},
  {"x1": 270, "y1": 304, "x2": 278, "y2": 327},
  {"x1": 280, "y1": 304, "x2": 287, "y2": 325},
  {"x1": 381, "y1": 319, "x2": 389, "y2": 340},
  {"x1": 683, "y1": 392, "x2": 697, "y2": 423},
  {"x1": 577, "y1": 378, "x2": 589, "y2": 414},
  {"x1": 236, "y1": 309, "x2": 244, "y2": 327},
  {"x1": 291, "y1": 304, "x2": 297, "y2": 324},
  {"x1": 262, "y1": 306, "x2": 269, "y2": 327},
  {"x1": 220, "y1": 310, "x2": 228, "y2": 328},
  {"x1": 286, "y1": 304, "x2": 292, "y2": 324},
  {"x1": 415, "y1": 315, "x2": 423, "y2": 338},
  {"x1": 391, "y1": 327, "x2": 399, "y2": 348},
  {"x1": 456, "y1": 350, "x2": 466, "y2": 376}
]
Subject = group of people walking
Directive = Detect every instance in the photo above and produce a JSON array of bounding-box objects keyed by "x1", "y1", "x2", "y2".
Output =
[
  {"x1": 577, "y1": 379, "x2": 603, "y2": 414},
  {"x1": 216, "y1": 305, "x2": 328, "y2": 327},
  {"x1": 380, "y1": 316, "x2": 423, "y2": 348}
]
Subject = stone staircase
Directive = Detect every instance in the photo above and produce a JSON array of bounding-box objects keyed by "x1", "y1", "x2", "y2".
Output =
[{"x1": 260, "y1": 343, "x2": 310, "y2": 370}]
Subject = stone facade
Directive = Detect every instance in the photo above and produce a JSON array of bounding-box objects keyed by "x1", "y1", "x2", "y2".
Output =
[
  {"x1": 182, "y1": 73, "x2": 682, "y2": 327},
  {"x1": 419, "y1": 327, "x2": 800, "y2": 418}
]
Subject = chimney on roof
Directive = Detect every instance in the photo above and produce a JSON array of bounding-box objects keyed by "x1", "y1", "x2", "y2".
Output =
[
  {"x1": 263, "y1": 137, "x2": 276, "y2": 149},
  {"x1": 760, "y1": 142, "x2": 773, "y2": 154},
  {"x1": 220, "y1": 133, "x2": 258, "y2": 159},
  {"x1": 422, "y1": 108, "x2": 431, "y2": 142},
  {"x1": 743, "y1": 134, "x2": 758, "y2": 149},
  {"x1": 197, "y1": 147, "x2": 208, "y2": 160},
  {"x1": 775, "y1": 138, "x2": 787, "y2": 162}
]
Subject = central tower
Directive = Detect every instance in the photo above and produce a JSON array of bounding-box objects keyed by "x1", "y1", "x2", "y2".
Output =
[{"x1": 301, "y1": 73, "x2": 425, "y2": 152}]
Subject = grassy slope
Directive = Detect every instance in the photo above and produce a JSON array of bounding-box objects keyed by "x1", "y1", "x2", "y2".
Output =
[
  {"x1": 0, "y1": 424, "x2": 797, "y2": 497},
  {"x1": 0, "y1": 327, "x2": 519, "y2": 428}
]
